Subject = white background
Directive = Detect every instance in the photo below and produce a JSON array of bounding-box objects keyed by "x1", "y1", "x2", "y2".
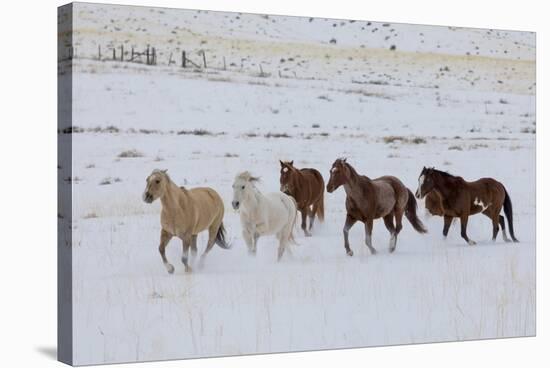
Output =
[{"x1": 0, "y1": 0, "x2": 546, "y2": 367}]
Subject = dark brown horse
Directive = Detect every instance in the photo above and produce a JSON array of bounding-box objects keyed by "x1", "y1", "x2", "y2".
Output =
[
  {"x1": 425, "y1": 191, "x2": 445, "y2": 216},
  {"x1": 326, "y1": 158, "x2": 427, "y2": 256},
  {"x1": 279, "y1": 160, "x2": 325, "y2": 237},
  {"x1": 415, "y1": 167, "x2": 518, "y2": 244}
]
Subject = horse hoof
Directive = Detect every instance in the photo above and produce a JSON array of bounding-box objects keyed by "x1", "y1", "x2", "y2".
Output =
[
  {"x1": 468, "y1": 240, "x2": 476, "y2": 245},
  {"x1": 185, "y1": 266, "x2": 193, "y2": 273},
  {"x1": 305, "y1": 232, "x2": 312, "y2": 237},
  {"x1": 346, "y1": 250, "x2": 354, "y2": 257},
  {"x1": 166, "y1": 264, "x2": 175, "y2": 274},
  {"x1": 389, "y1": 247, "x2": 396, "y2": 253}
]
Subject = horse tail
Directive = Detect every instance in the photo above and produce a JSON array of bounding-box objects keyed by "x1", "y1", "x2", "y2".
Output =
[
  {"x1": 288, "y1": 197, "x2": 298, "y2": 245},
  {"x1": 503, "y1": 188, "x2": 519, "y2": 242},
  {"x1": 405, "y1": 189, "x2": 428, "y2": 233},
  {"x1": 316, "y1": 190, "x2": 325, "y2": 222},
  {"x1": 215, "y1": 222, "x2": 232, "y2": 249}
]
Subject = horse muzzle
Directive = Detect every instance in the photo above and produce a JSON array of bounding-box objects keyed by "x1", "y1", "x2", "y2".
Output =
[
  {"x1": 280, "y1": 185, "x2": 290, "y2": 195},
  {"x1": 142, "y1": 192, "x2": 154, "y2": 203},
  {"x1": 232, "y1": 201, "x2": 240, "y2": 210},
  {"x1": 415, "y1": 188, "x2": 424, "y2": 199},
  {"x1": 326, "y1": 184, "x2": 334, "y2": 193}
]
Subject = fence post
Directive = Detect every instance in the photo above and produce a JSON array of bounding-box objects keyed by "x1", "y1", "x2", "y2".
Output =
[
  {"x1": 98, "y1": 45, "x2": 101, "y2": 60},
  {"x1": 152, "y1": 47, "x2": 156, "y2": 65},
  {"x1": 146, "y1": 45, "x2": 150, "y2": 65},
  {"x1": 112, "y1": 48, "x2": 116, "y2": 60},
  {"x1": 182, "y1": 51, "x2": 186, "y2": 68},
  {"x1": 120, "y1": 45, "x2": 124, "y2": 61},
  {"x1": 223, "y1": 56, "x2": 226, "y2": 70},
  {"x1": 201, "y1": 50, "x2": 207, "y2": 68}
]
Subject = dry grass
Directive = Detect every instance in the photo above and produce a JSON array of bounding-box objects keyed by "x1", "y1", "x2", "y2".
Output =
[
  {"x1": 383, "y1": 136, "x2": 427, "y2": 144},
  {"x1": 118, "y1": 149, "x2": 143, "y2": 158}
]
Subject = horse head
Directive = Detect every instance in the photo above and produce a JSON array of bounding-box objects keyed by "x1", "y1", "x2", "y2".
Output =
[
  {"x1": 279, "y1": 160, "x2": 296, "y2": 194},
  {"x1": 232, "y1": 171, "x2": 260, "y2": 210},
  {"x1": 326, "y1": 158, "x2": 349, "y2": 193},
  {"x1": 415, "y1": 166, "x2": 436, "y2": 199},
  {"x1": 143, "y1": 169, "x2": 169, "y2": 203}
]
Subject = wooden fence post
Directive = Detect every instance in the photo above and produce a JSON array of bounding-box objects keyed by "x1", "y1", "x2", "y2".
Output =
[
  {"x1": 112, "y1": 48, "x2": 116, "y2": 60},
  {"x1": 201, "y1": 50, "x2": 207, "y2": 68},
  {"x1": 98, "y1": 45, "x2": 101, "y2": 60},
  {"x1": 182, "y1": 51, "x2": 186, "y2": 68},
  {"x1": 152, "y1": 47, "x2": 156, "y2": 65},
  {"x1": 223, "y1": 56, "x2": 226, "y2": 70},
  {"x1": 120, "y1": 45, "x2": 124, "y2": 61},
  {"x1": 146, "y1": 45, "x2": 150, "y2": 65}
]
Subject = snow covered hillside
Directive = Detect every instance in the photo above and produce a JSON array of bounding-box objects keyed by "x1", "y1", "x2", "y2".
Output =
[{"x1": 60, "y1": 3, "x2": 535, "y2": 365}]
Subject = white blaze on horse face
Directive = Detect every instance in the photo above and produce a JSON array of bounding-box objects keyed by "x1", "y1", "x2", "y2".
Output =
[
  {"x1": 416, "y1": 175, "x2": 425, "y2": 198},
  {"x1": 282, "y1": 167, "x2": 289, "y2": 173},
  {"x1": 474, "y1": 197, "x2": 490, "y2": 211}
]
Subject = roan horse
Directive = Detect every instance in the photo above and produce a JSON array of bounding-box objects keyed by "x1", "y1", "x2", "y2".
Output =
[
  {"x1": 279, "y1": 160, "x2": 325, "y2": 237},
  {"x1": 415, "y1": 167, "x2": 518, "y2": 245},
  {"x1": 142, "y1": 169, "x2": 231, "y2": 274},
  {"x1": 326, "y1": 158, "x2": 427, "y2": 256},
  {"x1": 232, "y1": 171, "x2": 297, "y2": 261}
]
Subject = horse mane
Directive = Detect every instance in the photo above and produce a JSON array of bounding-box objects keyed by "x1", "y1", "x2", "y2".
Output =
[
  {"x1": 151, "y1": 169, "x2": 171, "y2": 181},
  {"x1": 429, "y1": 168, "x2": 456, "y2": 178},
  {"x1": 338, "y1": 159, "x2": 361, "y2": 179},
  {"x1": 236, "y1": 171, "x2": 261, "y2": 183}
]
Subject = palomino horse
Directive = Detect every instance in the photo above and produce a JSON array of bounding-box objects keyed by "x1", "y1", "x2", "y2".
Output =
[
  {"x1": 142, "y1": 169, "x2": 231, "y2": 274},
  {"x1": 326, "y1": 158, "x2": 427, "y2": 256},
  {"x1": 279, "y1": 160, "x2": 325, "y2": 237},
  {"x1": 232, "y1": 171, "x2": 297, "y2": 261},
  {"x1": 415, "y1": 167, "x2": 518, "y2": 245}
]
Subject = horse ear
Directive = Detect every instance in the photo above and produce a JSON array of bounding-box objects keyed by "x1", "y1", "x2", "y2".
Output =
[
  {"x1": 162, "y1": 169, "x2": 168, "y2": 173},
  {"x1": 279, "y1": 160, "x2": 284, "y2": 167},
  {"x1": 290, "y1": 160, "x2": 294, "y2": 166},
  {"x1": 343, "y1": 158, "x2": 347, "y2": 162}
]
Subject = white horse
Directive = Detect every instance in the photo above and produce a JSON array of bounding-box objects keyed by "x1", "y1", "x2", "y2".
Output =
[{"x1": 232, "y1": 171, "x2": 297, "y2": 261}]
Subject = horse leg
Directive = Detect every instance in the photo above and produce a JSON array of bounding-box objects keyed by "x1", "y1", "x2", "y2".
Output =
[
  {"x1": 482, "y1": 210, "x2": 500, "y2": 242},
  {"x1": 499, "y1": 215, "x2": 511, "y2": 242},
  {"x1": 391, "y1": 209, "x2": 404, "y2": 252},
  {"x1": 364, "y1": 217, "x2": 377, "y2": 255},
  {"x1": 383, "y1": 214, "x2": 397, "y2": 253},
  {"x1": 300, "y1": 208, "x2": 311, "y2": 237},
  {"x1": 158, "y1": 229, "x2": 174, "y2": 274},
  {"x1": 180, "y1": 234, "x2": 193, "y2": 272},
  {"x1": 199, "y1": 225, "x2": 218, "y2": 266},
  {"x1": 460, "y1": 214, "x2": 476, "y2": 245},
  {"x1": 343, "y1": 214, "x2": 357, "y2": 256},
  {"x1": 242, "y1": 225, "x2": 257, "y2": 256},
  {"x1": 443, "y1": 215, "x2": 453, "y2": 238},
  {"x1": 308, "y1": 204, "x2": 316, "y2": 232},
  {"x1": 190, "y1": 235, "x2": 198, "y2": 265}
]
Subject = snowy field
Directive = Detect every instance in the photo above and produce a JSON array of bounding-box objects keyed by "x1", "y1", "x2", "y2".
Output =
[{"x1": 61, "y1": 3, "x2": 535, "y2": 365}]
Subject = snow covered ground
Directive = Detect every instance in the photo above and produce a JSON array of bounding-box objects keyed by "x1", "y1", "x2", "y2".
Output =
[{"x1": 62, "y1": 3, "x2": 535, "y2": 365}]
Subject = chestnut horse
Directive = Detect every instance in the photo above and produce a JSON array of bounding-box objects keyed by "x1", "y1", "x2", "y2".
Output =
[
  {"x1": 279, "y1": 160, "x2": 325, "y2": 237},
  {"x1": 415, "y1": 167, "x2": 518, "y2": 244},
  {"x1": 326, "y1": 158, "x2": 427, "y2": 256}
]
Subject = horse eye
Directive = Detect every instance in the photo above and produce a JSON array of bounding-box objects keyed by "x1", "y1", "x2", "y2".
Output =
[
  {"x1": 241, "y1": 185, "x2": 245, "y2": 189},
  {"x1": 155, "y1": 180, "x2": 160, "y2": 184}
]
